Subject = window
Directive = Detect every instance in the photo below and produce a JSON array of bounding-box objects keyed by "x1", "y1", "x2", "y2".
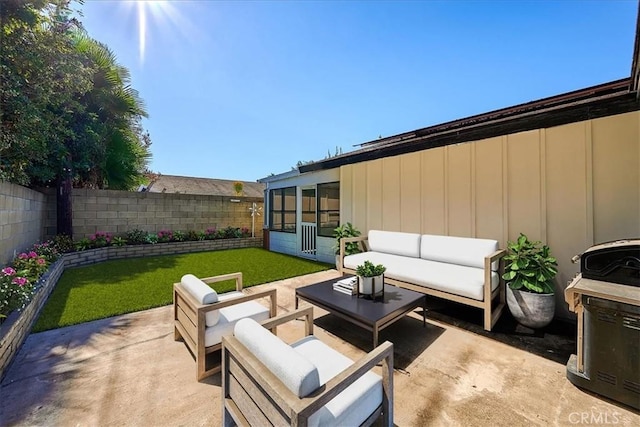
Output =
[
  {"x1": 317, "y1": 182, "x2": 340, "y2": 237},
  {"x1": 269, "y1": 187, "x2": 296, "y2": 233}
]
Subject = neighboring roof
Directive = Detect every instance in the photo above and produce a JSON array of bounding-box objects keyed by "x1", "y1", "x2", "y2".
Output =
[
  {"x1": 300, "y1": 12, "x2": 640, "y2": 174},
  {"x1": 145, "y1": 175, "x2": 264, "y2": 197}
]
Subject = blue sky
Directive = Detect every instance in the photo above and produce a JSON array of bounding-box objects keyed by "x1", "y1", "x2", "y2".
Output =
[{"x1": 78, "y1": 0, "x2": 638, "y2": 182}]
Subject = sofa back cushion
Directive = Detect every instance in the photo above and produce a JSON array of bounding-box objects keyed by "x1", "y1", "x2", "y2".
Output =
[
  {"x1": 234, "y1": 318, "x2": 320, "y2": 398},
  {"x1": 368, "y1": 230, "x2": 421, "y2": 258},
  {"x1": 420, "y1": 235, "x2": 498, "y2": 269}
]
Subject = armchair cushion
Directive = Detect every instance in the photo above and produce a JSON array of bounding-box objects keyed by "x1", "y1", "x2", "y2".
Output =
[
  {"x1": 292, "y1": 336, "x2": 383, "y2": 427},
  {"x1": 181, "y1": 274, "x2": 218, "y2": 304},
  {"x1": 205, "y1": 301, "x2": 269, "y2": 347},
  {"x1": 204, "y1": 291, "x2": 243, "y2": 326},
  {"x1": 234, "y1": 318, "x2": 320, "y2": 398}
]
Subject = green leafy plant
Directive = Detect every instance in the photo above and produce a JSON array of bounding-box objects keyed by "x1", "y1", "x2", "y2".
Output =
[
  {"x1": 185, "y1": 230, "x2": 200, "y2": 241},
  {"x1": 75, "y1": 238, "x2": 92, "y2": 251},
  {"x1": 52, "y1": 234, "x2": 75, "y2": 254},
  {"x1": 332, "y1": 223, "x2": 362, "y2": 255},
  {"x1": 126, "y1": 229, "x2": 148, "y2": 245},
  {"x1": 223, "y1": 226, "x2": 242, "y2": 239},
  {"x1": 112, "y1": 236, "x2": 127, "y2": 247},
  {"x1": 355, "y1": 260, "x2": 386, "y2": 277},
  {"x1": 145, "y1": 233, "x2": 158, "y2": 244},
  {"x1": 502, "y1": 234, "x2": 557, "y2": 294}
]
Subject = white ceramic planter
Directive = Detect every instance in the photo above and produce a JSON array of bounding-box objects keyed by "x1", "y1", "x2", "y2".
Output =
[
  {"x1": 506, "y1": 287, "x2": 555, "y2": 329},
  {"x1": 357, "y1": 274, "x2": 384, "y2": 299}
]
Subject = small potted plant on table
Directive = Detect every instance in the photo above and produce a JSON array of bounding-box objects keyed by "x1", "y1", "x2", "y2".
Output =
[
  {"x1": 355, "y1": 260, "x2": 386, "y2": 300},
  {"x1": 503, "y1": 233, "x2": 558, "y2": 329}
]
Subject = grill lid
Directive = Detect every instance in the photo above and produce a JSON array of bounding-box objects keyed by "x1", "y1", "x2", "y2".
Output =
[{"x1": 579, "y1": 239, "x2": 640, "y2": 287}]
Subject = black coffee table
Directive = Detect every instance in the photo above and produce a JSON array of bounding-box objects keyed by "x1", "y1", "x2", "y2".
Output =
[{"x1": 295, "y1": 276, "x2": 427, "y2": 348}]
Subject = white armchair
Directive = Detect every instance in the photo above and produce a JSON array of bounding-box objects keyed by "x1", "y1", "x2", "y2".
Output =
[
  {"x1": 173, "y1": 272, "x2": 277, "y2": 380},
  {"x1": 221, "y1": 307, "x2": 394, "y2": 426}
]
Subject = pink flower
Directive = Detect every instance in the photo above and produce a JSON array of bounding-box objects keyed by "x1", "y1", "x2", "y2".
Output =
[
  {"x1": 29, "y1": 251, "x2": 38, "y2": 258},
  {"x1": 12, "y1": 277, "x2": 28, "y2": 286},
  {"x1": 2, "y1": 267, "x2": 16, "y2": 276},
  {"x1": 37, "y1": 258, "x2": 46, "y2": 265},
  {"x1": 18, "y1": 253, "x2": 28, "y2": 260}
]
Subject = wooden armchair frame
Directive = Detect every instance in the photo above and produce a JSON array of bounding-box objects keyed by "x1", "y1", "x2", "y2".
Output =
[
  {"x1": 221, "y1": 307, "x2": 394, "y2": 427},
  {"x1": 173, "y1": 272, "x2": 277, "y2": 380}
]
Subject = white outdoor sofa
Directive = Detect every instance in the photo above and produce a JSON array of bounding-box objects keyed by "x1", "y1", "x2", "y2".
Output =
[
  {"x1": 222, "y1": 307, "x2": 394, "y2": 426},
  {"x1": 340, "y1": 230, "x2": 506, "y2": 331}
]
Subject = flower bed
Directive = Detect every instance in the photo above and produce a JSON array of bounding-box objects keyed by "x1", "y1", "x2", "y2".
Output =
[{"x1": 0, "y1": 234, "x2": 262, "y2": 381}]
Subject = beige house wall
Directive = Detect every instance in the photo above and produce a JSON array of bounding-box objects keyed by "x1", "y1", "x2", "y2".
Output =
[{"x1": 340, "y1": 111, "x2": 640, "y2": 319}]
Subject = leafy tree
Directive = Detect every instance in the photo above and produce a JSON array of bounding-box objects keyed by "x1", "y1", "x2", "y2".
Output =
[
  {"x1": 1, "y1": 0, "x2": 94, "y2": 185},
  {"x1": 1, "y1": 0, "x2": 152, "y2": 235}
]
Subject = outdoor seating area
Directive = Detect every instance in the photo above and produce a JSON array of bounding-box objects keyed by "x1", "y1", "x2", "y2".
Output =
[{"x1": 2, "y1": 270, "x2": 639, "y2": 426}]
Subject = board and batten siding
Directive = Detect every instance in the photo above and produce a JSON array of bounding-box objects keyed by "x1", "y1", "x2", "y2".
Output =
[{"x1": 340, "y1": 111, "x2": 640, "y2": 319}]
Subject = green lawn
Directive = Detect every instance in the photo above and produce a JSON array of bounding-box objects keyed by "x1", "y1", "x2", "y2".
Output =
[{"x1": 34, "y1": 248, "x2": 331, "y2": 332}]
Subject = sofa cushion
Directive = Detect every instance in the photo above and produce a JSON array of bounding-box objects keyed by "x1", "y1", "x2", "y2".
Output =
[
  {"x1": 205, "y1": 301, "x2": 269, "y2": 347},
  {"x1": 292, "y1": 336, "x2": 382, "y2": 427},
  {"x1": 368, "y1": 230, "x2": 421, "y2": 258},
  {"x1": 181, "y1": 274, "x2": 218, "y2": 304},
  {"x1": 420, "y1": 234, "x2": 498, "y2": 269},
  {"x1": 344, "y1": 251, "x2": 499, "y2": 301},
  {"x1": 234, "y1": 318, "x2": 320, "y2": 398}
]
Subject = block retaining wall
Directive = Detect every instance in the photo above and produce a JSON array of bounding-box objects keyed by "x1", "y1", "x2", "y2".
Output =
[
  {"x1": 0, "y1": 237, "x2": 262, "y2": 380},
  {"x1": 0, "y1": 258, "x2": 65, "y2": 380}
]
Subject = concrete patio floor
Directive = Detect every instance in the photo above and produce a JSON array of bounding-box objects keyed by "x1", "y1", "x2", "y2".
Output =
[{"x1": 1, "y1": 270, "x2": 638, "y2": 426}]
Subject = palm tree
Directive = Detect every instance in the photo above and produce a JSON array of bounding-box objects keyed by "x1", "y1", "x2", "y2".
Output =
[{"x1": 73, "y1": 32, "x2": 152, "y2": 190}]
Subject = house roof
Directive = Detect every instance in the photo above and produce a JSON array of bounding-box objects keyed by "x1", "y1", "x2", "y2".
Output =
[
  {"x1": 145, "y1": 175, "x2": 264, "y2": 198},
  {"x1": 631, "y1": 7, "x2": 640, "y2": 94},
  {"x1": 299, "y1": 78, "x2": 639, "y2": 173},
  {"x1": 257, "y1": 169, "x2": 300, "y2": 184},
  {"x1": 300, "y1": 8, "x2": 640, "y2": 174}
]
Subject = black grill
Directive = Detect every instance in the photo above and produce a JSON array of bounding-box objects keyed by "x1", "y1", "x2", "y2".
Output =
[
  {"x1": 565, "y1": 239, "x2": 640, "y2": 410},
  {"x1": 581, "y1": 239, "x2": 640, "y2": 286}
]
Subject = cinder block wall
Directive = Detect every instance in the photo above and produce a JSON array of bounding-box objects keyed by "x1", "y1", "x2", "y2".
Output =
[
  {"x1": 0, "y1": 182, "x2": 46, "y2": 266},
  {"x1": 42, "y1": 188, "x2": 264, "y2": 240}
]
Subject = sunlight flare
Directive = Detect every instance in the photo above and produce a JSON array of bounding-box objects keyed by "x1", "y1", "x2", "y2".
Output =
[{"x1": 134, "y1": 0, "x2": 177, "y2": 64}]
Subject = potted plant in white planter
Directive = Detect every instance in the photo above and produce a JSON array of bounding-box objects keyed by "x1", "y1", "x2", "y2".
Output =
[
  {"x1": 502, "y1": 233, "x2": 558, "y2": 329},
  {"x1": 332, "y1": 223, "x2": 362, "y2": 269},
  {"x1": 355, "y1": 260, "x2": 386, "y2": 300}
]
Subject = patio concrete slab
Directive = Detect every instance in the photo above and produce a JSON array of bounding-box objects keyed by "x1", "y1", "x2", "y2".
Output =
[{"x1": 1, "y1": 270, "x2": 638, "y2": 426}]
